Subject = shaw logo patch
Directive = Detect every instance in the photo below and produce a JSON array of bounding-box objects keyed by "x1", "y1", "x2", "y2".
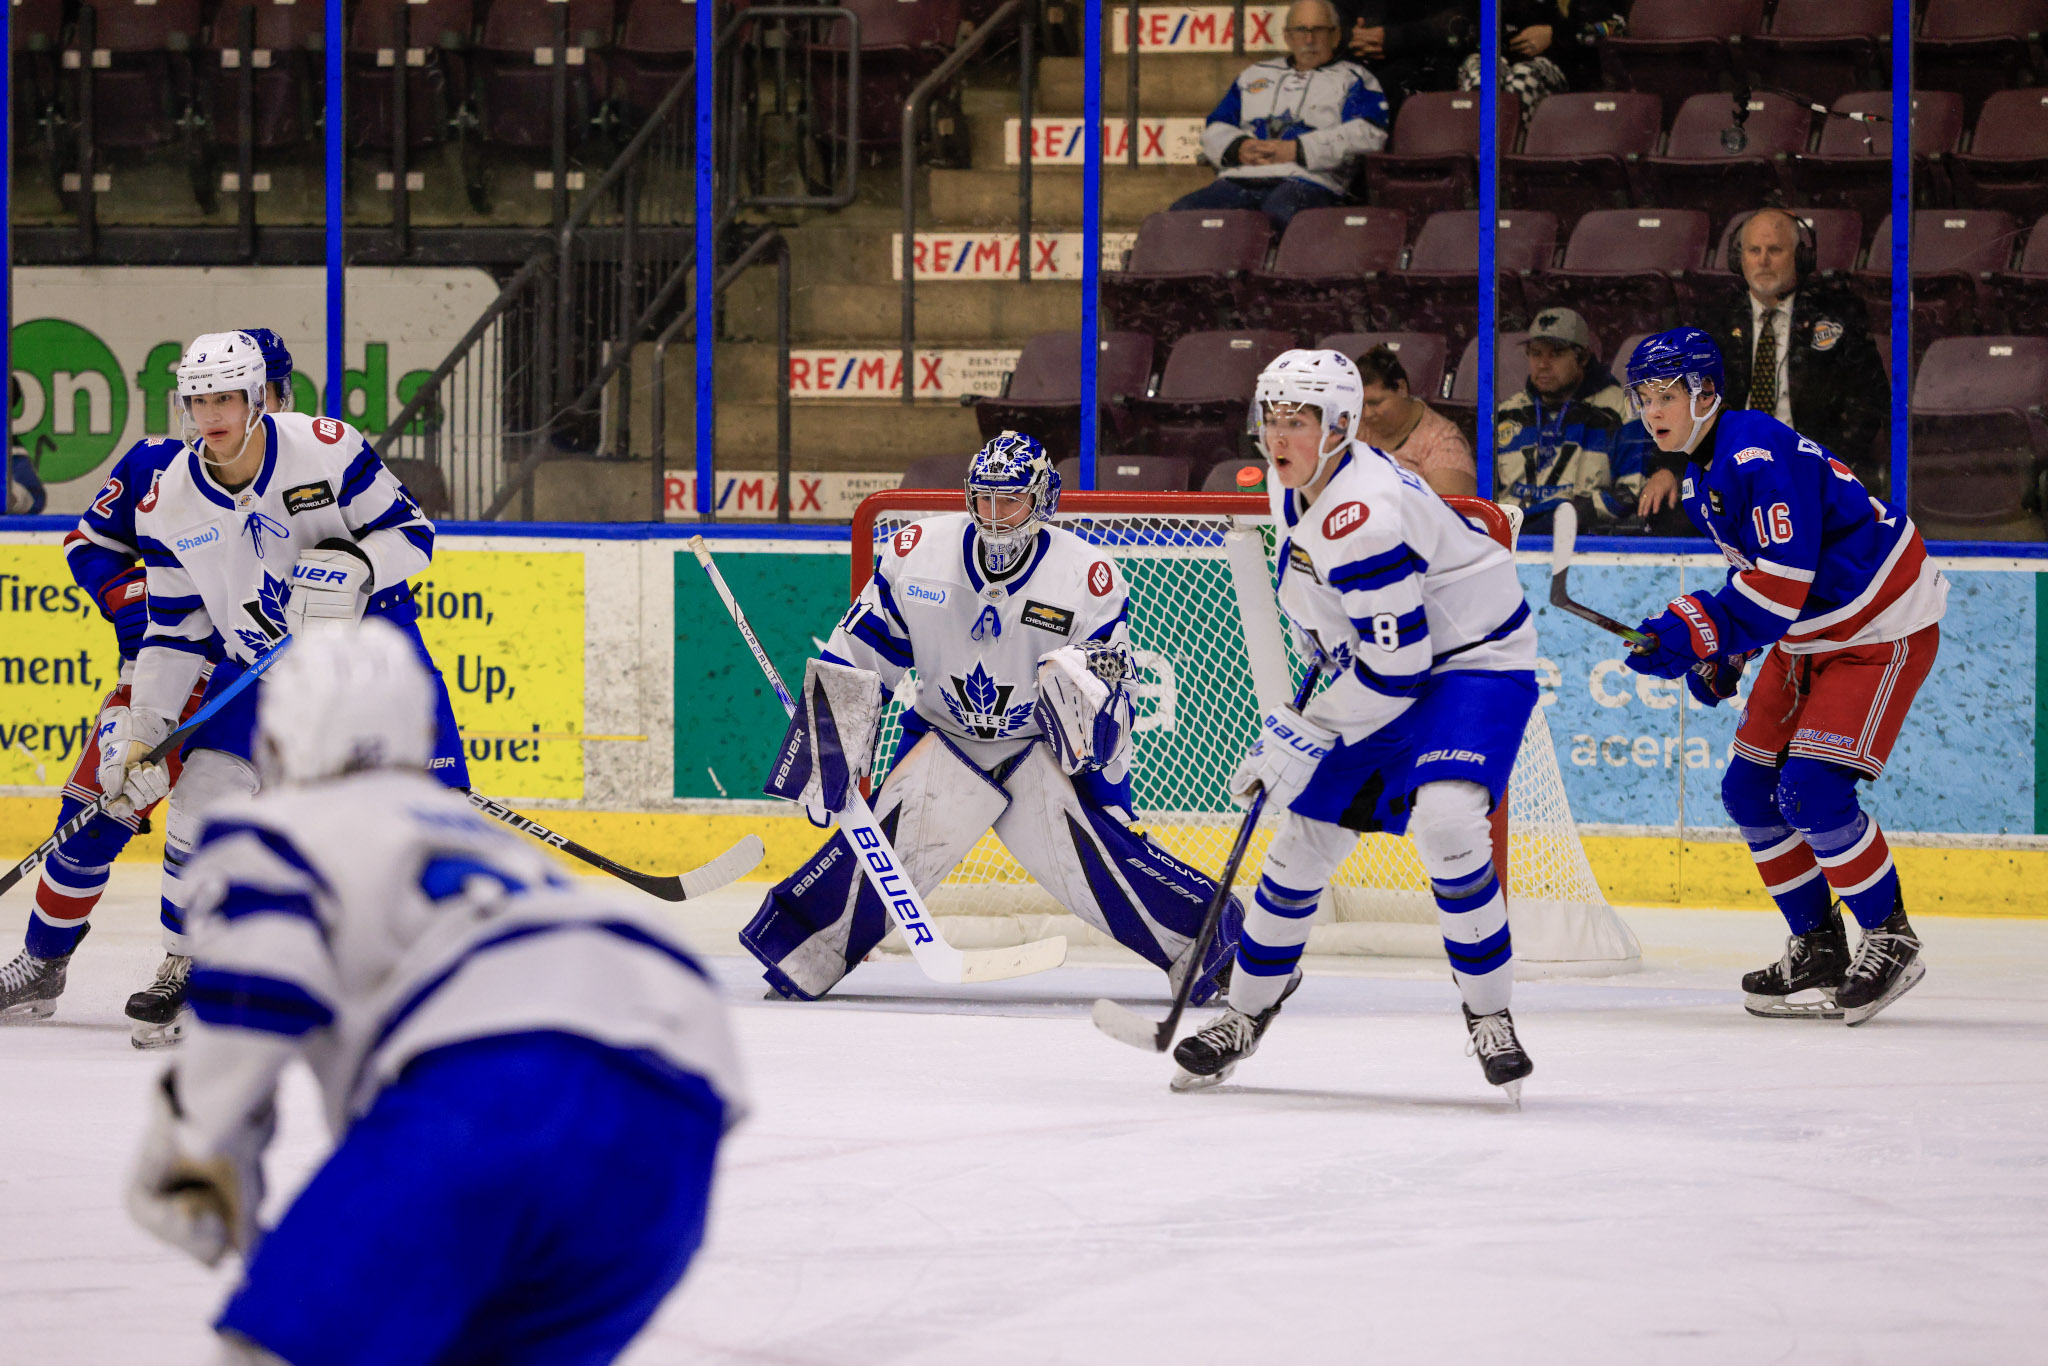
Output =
[
  {"x1": 1020, "y1": 599, "x2": 1075, "y2": 635},
  {"x1": 1734, "y1": 446, "x2": 1772, "y2": 465},
  {"x1": 282, "y1": 480, "x2": 336, "y2": 515},
  {"x1": 1087, "y1": 561, "x2": 1114, "y2": 597},
  {"x1": 311, "y1": 417, "x2": 346, "y2": 445},
  {"x1": 903, "y1": 581, "x2": 947, "y2": 606},
  {"x1": 1322, "y1": 500, "x2": 1368, "y2": 539},
  {"x1": 893, "y1": 524, "x2": 922, "y2": 557},
  {"x1": 175, "y1": 527, "x2": 220, "y2": 552}
]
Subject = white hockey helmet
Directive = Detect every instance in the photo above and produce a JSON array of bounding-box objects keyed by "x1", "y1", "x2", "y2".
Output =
[
  {"x1": 1250, "y1": 349, "x2": 1364, "y2": 484},
  {"x1": 176, "y1": 330, "x2": 270, "y2": 450},
  {"x1": 255, "y1": 619, "x2": 437, "y2": 787}
]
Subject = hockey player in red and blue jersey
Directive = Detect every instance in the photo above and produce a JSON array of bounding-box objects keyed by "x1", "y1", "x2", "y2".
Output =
[{"x1": 1621, "y1": 328, "x2": 1945, "y2": 1026}]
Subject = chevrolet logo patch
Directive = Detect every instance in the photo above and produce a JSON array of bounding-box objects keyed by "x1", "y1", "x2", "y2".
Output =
[
  {"x1": 1020, "y1": 600, "x2": 1075, "y2": 635},
  {"x1": 282, "y1": 480, "x2": 336, "y2": 515}
]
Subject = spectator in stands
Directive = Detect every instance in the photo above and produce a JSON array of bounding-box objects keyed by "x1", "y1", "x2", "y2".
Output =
[
  {"x1": 1460, "y1": 1, "x2": 1627, "y2": 124},
  {"x1": 1639, "y1": 208, "x2": 1885, "y2": 515},
  {"x1": 1342, "y1": 1, "x2": 1476, "y2": 111},
  {"x1": 1174, "y1": 0, "x2": 1390, "y2": 230},
  {"x1": 1355, "y1": 344, "x2": 1475, "y2": 496},
  {"x1": 1495, "y1": 308, "x2": 1643, "y2": 532}
]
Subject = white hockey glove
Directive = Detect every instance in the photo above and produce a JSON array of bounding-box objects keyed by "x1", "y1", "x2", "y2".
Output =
[
  {"x1": 95, "y1": 705, "x2": 173, "y2": 819},
  {"x1": 763, "y1": 659, "x2": 884, "y2": 826},
  {"x1": 1228, "y1": 707, "x2": 1339, "y2": 813},
  {"x1": 1034, "y1": 640, "x2": 1135, "y2": 776},
  {"x1": 283, "y1": 539, "x2": 373, "y2": 634},
  {"x1": 127, "y1": 1070, "x2": 274, "y2": 1268}
]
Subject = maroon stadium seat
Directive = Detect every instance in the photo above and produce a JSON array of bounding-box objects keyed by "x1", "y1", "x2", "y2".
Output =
[
  {"x1": 1917, "y1": 0, "x2": 2048, "y2": 125},
  {"x1": 1359, "y1": 89, "x2": 1520, "y2": 225},
  {"x1": 1054, "y1": 454, "x2": 1193, "y2": 493},
  {"x1": 1610, "y1": 332, "x2": 1655, "y2": 377},
  {"x1": 1994, "y1": 213, "x2": 2048, "y2": 334},
  {"x1": 899, "y1": 452, "x2": 974, "y2": 491},
  {"x1": 1909, "y1": 335, "x2": 2048, "y2": 530},
  {"x1": 1102, "y1": 210, "x2": 1273, "y2": 352},
  {"x1": 474, "y1": 0, "x2": 615, "y2": 149},
  {"x1": 1201, "y1": 457, "x2": 1270, "y2": 492},
  {"x1": 1784, "y1": 91, "x2": 1961, "y2": 245},
  {"x1": 1948, "y1": 90, "x2": 2048, "y2": 231},
  {"x1": 1640, "y1": 92, "x2": 1813, "y2": 237},
  {"x1": 75, "y1": 0, "x2": 203, "y2": 153},
  {"x1": 1437, "y1": 332, "x2": 1535, "y2": 446},
  {"x1": 1375, "y1": 209, "x2": 1556, "y2": 347},
  {"x1": 614, "y1": 0, "x2": 695, "y2": 121},
  {"x1": 1524, "y1": 209, "x2": 1711, "y2": 352},
  {"x1": 1234, "y1": 207, "x2": 1406, "y2": 338},
  {"x1": 1112, "y1": 331, "x2": 1294, "y2": 483},
  {"x1": 1746, "y1": 0, "x2": 1892, "y2": 112},
  {"x1": 1684, "y1": 207, "x2": 1863, "y2": 316},
  {"x1": 1599, "y1": 0, "x2": 1768, "y2": 126},
  {"x1": 1857, "y1": 211, "x2": 2022, "y2": 353},
  {"x1": 1502, "y1": 93, "x2": 1662, "y2": 235},
  {"x1": 810, "y1": 0, "x2": 960, "y2": 154},
  {"x1": 968, "y1": 331, "x2": 1155, "y2": 467},
  {"x1": 206, "y1": 0, "x2": 326, "y2": 151},
  {"x1": 1318, "y1": 332, "x2": 1449, "y2": 402},
  {"x1": 347, "y1": 0, "x2": 474, "y2": 151}
]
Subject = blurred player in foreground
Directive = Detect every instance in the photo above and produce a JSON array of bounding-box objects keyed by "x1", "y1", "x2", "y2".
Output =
[
  {"x1": 1619, "y1": 329, "x2": 1945, "y2": 1025},
  {"x1": 1173, "y1": 350, "x2": 1539, "y2": 1098},
  {"x1": 747, "y1": 432, "x2": 1246, "y2": 1003},
  {"x1": 128, "y1": 620, "x2": 745, "y2": 1366}
]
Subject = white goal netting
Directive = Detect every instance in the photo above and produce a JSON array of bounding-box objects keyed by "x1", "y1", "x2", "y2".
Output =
[{"x1": 855, "y1": 494, "x2": 1639, "y2": 969}]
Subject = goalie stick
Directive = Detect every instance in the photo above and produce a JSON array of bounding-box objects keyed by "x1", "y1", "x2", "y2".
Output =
[
  {"x1": 1091, "y1": 665, "x2": 1322, "y2": 1053},
  {"x1": 462, "y1": 790, "x2": 765, "y2": 901},
  {"x1": 0, "y1": 636, "x2": 293, "y2": 904},
  {"x1": 686, "y1": 536, "x2": 1068, "y2": 986}
]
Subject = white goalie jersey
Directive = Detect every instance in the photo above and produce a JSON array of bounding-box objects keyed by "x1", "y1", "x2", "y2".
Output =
[{"x1": 825, "y1": 511, "x2": 1131, "y2": 766}]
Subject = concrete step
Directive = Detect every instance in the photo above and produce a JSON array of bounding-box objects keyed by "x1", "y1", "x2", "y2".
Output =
[
  {"x1": 725, "y1": 275, "x2": 1082, "y2": 345},
  {"x1": 1039, "y1": 54, "x2": 1248, "y2": 115},
  {"x1": 928, "y1": 165, "x2": 1211, "y2": 225},
  {"x1": 620, "y1": 369, "x2": 983, "y2": 464}
]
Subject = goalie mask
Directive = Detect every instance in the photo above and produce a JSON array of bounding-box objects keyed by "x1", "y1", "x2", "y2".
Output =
[
  {"x1": 1624, "y1": 327, "x2": 1725, "y2": 455},
  {"x1": 255, "y1": 620, "x2": 436, "y2": 786},
  {"x1": 966, "y1": 431, "x2": 1060, "y2": 575},
  {"x1": 176, "y1": 330, "x2": 270, "y2": 464},
  {"x1": 1250, "y1": 349, "x2": 1363, "y2": 486}
]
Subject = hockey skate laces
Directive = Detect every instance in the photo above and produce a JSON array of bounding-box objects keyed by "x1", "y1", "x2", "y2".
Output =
[{"x1": 1467, "y1": 1012, "x2": 1515, "y2": 1057}]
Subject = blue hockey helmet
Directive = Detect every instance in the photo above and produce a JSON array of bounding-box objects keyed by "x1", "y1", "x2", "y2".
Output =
[
  {"x1": 236, "y1": 327, "x2": 295, "y2": 407},
  {"x1": 1624, "y1": 327, "x2": 1725, "y2": 453},
  {"x1": 965, "y1": 431, "x2": 1059, "y2": 574}
]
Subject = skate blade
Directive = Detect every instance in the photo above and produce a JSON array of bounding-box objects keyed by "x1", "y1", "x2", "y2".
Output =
[
  {"x1": 1498, "y1": 1078, "x2": 1523, "y2": 1108},
  {"x1": 1843, "y1": 962, "x2": 1927, "y2": 1028},
  {"x1": 129, "y1": 1009, "x2": 189, "y2": 1051},
  {"x1": 1170, "y1": 1062, "x2": 1234, "y2": 1093},
  {"x1": 0, "y1": 1000, "x2": 60, "y2": 1024},
  {"x1": 1743, "y1": 989, "x2": 1843, "y2": 1021}
]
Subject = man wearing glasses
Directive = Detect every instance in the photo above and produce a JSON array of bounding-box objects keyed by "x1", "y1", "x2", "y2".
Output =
[{"x1": 1171, "y1": 0, "x2": 1389, "y2": 229}]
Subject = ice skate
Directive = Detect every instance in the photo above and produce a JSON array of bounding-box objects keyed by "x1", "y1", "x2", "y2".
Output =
[
  {"x1": 1742, "y1": 904, "x2": 1849, "y2": 1020},
  {"x1": 1169, "y1": 971, "x2": 1299, "y2": 1093},
  {"x1": 126, "y1": 953, "x2": 191, "y2": 1050},
  {"x1": 0, "y1": 942, "x2": 79, "y2": 1023},
  {"x1": 1463, "y1": 1004, "x2": 1533, "y2": 1104},
  {"x1": 1838, "y1": 902, "x2": 1925, "y2": 1027}
]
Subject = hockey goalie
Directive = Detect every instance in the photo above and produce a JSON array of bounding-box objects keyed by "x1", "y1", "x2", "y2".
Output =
[{"x1": 743, "y1": 433, "x2": 1245, "y2": 1002}]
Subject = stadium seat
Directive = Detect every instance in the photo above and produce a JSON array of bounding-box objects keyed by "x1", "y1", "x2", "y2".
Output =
[
  {"x1": 1375, "y1": 209, "x2": 1556, "y2": 347},
  {"x1": 899, "y1": 452, "x2": 975, "y2": 491},
  {"x1": 1358, "y1": 90, "x2": 1519, "y2": 225},
  {"x1": 1318, "y1": 332, "x2": 1449, "y2": 401},
  {"x1": 1102, "y1": 210, "x2": 1272, "y2": 353},
  {"x1": 810, "y1": 0, "x2": 960, "y2": 154},
  {"x1": 1784, "y1": 92, "x2": 1962, "y2": 245},
  {"x1": 1916, "y1": 0, "x2": 2048, "y2": 125},
  {"x1": 78, "y1": 0, "x2": 203, "y2": 153},
  {"x1": 347, "y1": 0, "x2": 474, "y2": 151},
  {"x1": 967, "y1": 331, "x2": 1155, "y2": 467},
  {"x1": 1909, "y1": 335, "x2": 2048, "y2": 530},
  {"x1": 1201, "y1": 457, "x2": 1269, "y2": 492},
  {"x1": 1856, "y1": 211, "x2": 2021, "y2": 350},
  {"x1": 474, "y1": 0, "x2": 615, "y2": 150},
  {"x1": 1639, "y1": 93, "x2": 1812, "y2": 237},
  {"x1": 1054, "y1": 455, "x2": 1192, "y2": 493},
  {"x1": 1598, "y1": 0, "x2": 1768, "y2": 125},
  {"x1": 1233, "y1": 207, "x2": 1406, "y2": 338},
  {"x1": 384, "y1": 458, "x2": 453, "y2": 521},
  {"x1": 1524, "y1": 209, "x2": 1711, "y2": 353},
  {"x1": 1610, "y1": 332, "x2": 1654, "y2": 377},
  {"x1": 206, "y1": 0, "x2": 326, "y2": 152},
  {"x1": 1948, "y1": 90, "x2": 2048, "y2": 231},
  {"x1": 1437, "y1": 332, "x2": 1533, "y2": 448},
  {"x1": 614, "y1": 0, "x2": 695, "y2": 123},
  {"x1": 1745, "y1": 0, "x2": 1892, "y2": 112},
  {"x1": 1993, "y1": 213, "x2": 2048, "y2": 334},
  {"x1": 1112, "y1": 330, "x2": 1293, "y2": 483},
  {"x1": 1502, "y1": 93, "x2": 1662, "y2": 234},
  {"x1": 1683, "y1": 207, "x2": 1863, "y2": 315}
]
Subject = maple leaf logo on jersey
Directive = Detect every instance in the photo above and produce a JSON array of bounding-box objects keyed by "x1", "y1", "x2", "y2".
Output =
[
  {"x1": 939, "y1": 662, "x2": 1037, "y2": 740},
  {"x1": 235, "y1": 570, "x2": 294, "y2": 656}
]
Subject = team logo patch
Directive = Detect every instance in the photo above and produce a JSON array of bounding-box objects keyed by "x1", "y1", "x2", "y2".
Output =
[
  {"x1": 311, "y1": 417, "x2": 346, "y2": 445},
  {"x1": 1682, "y1": 477, "x2": 1695, "y2": 499},
  {"x1": 1496, "y1": 420, "x2": 1517, "y2": 449},
  {"x1": 137, "y1": 470, "x2": 164, "y2": 514},
  {"x1": 1287, "y1": 542, "x2": 1322, "y2": 583},
  {"x1": 282, "y1": 480, "x2": 336, "y2": 514},
  {"x1": 902, "y1": 580, "x2": 947, "y2": 606},
  {"x1": 1245, "y1": 78, "x2": 1272, "y2": 92},
  {"x1": 1709, "y1": 489, "x2": 1725, "y2": 515},
  {"x1": 1020, "y1": 600, "x2": 1075, "y2": 635},
  {"x1": 1088, "y1": 561, "x2": 1114, "y2": 597},
  {"x1": 1734, "y1": 446, "x2": 1772, "y2": 465},
  {"x1": 893, "y1": 524, "x2": 922, "y2": 557},
  {"x1": 940, "y1": 663, "x2": 1037, "y2": 741},
  {"x1": 1810, "y1": 319, "x2": 1843, "y2": 352},
  {"x1": 1321, "y1": 500, "x2": 1368, "y2": 539}
]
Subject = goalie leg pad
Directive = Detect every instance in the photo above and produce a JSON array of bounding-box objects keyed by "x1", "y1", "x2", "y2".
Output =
[
  {"x1": 993, "y1": 745, "x2": 1243, "y2": 1005},
  {"x1": 1724, "y1": 755, "x2": 1832, "y2": 935},
  {"x1": 1411, "y1": 778, "x2": 1513, "y2": 1016},
  {"x1": 160, "y1": 748, "x2": 258, "y2": 952},
  {"x1": 742, "y1": 733, "x2": 1007, "y2": 999}
]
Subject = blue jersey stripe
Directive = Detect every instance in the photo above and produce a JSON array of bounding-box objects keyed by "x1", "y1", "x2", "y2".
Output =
[
  {"x1": 338, "y1": 445, "x2": 382, "y2": 503},
  {"x1": 196, "y1": 821, "x2": 332, "y2": 891},
  {"x1": 189, "y1": 968, "x2": 336, "y2": 1036},
  {"x1": 1329, "y1": 545, "x2": 1427, "y2": 593},
  {"x1": 1352, "y1": 656, "x2": 1430, "y2": 698}
]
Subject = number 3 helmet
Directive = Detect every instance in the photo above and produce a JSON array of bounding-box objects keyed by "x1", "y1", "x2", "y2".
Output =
[
  {"x1": 176, "y1": 330, "x2": 271, "y2": 458},
  {"x1": 1251, "y1": 349, "x2": 1364, "y2": 484},
  {"x1": 965, "y1": 431, "x2": 1060, "y2": 574}
]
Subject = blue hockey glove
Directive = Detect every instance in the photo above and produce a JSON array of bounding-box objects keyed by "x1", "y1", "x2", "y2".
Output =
[
  {"x1": 1685, "y1": 650, "x2": 1754, "y2": 708},
  {"x1": 1624, "y1": 594, "x2": 1728, "y2": 680}
]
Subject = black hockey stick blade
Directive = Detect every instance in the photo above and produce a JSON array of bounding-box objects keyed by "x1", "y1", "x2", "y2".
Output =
[{"x1": 463, "y1": 789, "x2": 764, "y2": 901}]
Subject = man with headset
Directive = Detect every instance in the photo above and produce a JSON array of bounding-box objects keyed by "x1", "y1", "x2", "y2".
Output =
[{"x1": 1639, "y1": 207, "x2": 1885, "y2": 520}]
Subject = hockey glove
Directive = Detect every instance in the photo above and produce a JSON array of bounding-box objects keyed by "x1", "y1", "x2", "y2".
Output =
[
  {"x1": 1686, "y1": 649, "x2": 1755, "y2": 708},
  {"x1": 1228, "y1": 707, "x2": 1338, "y2": 813},
  {"x1": 97, "y1": 565, "x2": 151, "y2": 660},
  {"x1": 127, "y1": 1070, "x2": 274, "y2": 1267},
  {"x1": 1624, "y1": 594, "x2": 1729, "y2": 680},
  {"x1": 284, "y1": 539, "x2": 373, "y2": 635},
  {"x1": 96, "y1": 706, "x2": 172, "y2": 819},
  {"x1": 1035, "y1": 640, "x2": 1135, "y2": 776},
  {"x1": 763, "y1": 659, "x2": 884, "y2": 826}
]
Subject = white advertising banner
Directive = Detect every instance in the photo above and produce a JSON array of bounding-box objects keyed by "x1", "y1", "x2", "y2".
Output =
[
  {"x1": 662, "y1": 469, "x2": 904, "y2": 521},
  {"x1": 889, "y1": 232, "x2": 1138, "y2": 280},
  {"x1": 789, "y1": 349, "x2": 1021, "y2": 399},
  {"x1": 11, "y1": 267, "x2": 500, "y2": 513},
  {"x1": 1109, "y1": 5, "x2": 1286, "y2": 52},
  {"x1": 1003, "y1": 117, "x2": 1207, "y2": 165}
]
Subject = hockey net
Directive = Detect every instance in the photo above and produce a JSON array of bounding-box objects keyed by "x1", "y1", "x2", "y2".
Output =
[{"x1": 850, "y1": 491, "x2": 1639, "y2": 969}]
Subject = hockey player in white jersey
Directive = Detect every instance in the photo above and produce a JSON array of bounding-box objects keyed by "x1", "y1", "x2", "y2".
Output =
[
  {"x1": 126, "y1": 620, "x2": 744, "y2": 1366},
  {"x1": 1171, "y1": 350, "x2": 1540, "y2": 1098},
  {"x1": 96, "y1": 330, "x2": 470, "y2": 1047},
  {"x1": 745, "y1": 432, "x2": 1245, "y2": 1002}
]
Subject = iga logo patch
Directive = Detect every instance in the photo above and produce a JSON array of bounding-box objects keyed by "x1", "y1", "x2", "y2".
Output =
[
  {"x1": 893, "y1": 524, "x2": 922, "y2": 557},
  {"x1": 1321, "y1": 500, "x2": 1368, "y2": 539},
  {"x1": 311, "y1": 417, "x2": 346, "y2": 445},
  {"x1": 1088, "y1": 561, "x2": 1114, "y2": 597},
  {"x1": 1020, "y1": 600, "x2": 1075, "y2": 634},
  {"x1": 282, "y1": 480, "x2": 336, "y2": 515}
]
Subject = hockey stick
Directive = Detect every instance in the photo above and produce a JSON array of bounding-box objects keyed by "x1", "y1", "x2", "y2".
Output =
[
  {"x1": 0, "y1": 637, "x2": 293, "y2": 903},
  {"x1": 1550, "y1": 503, "x2": 1724, "y2": 682},
  {"x1": 1090, "y1": 666, "x2": 1323, "y2": 1053},
  {"x1": 461, "y1": 790, "x2": 765, "y2": 901},
  {"x1": 686, "y1": 535, "x2": 1068, "y2": 985}
]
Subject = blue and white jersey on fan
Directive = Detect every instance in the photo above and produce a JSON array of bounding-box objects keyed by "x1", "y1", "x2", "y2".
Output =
[{"x1": 174, "y1": 771, "x2": 744, "y2": 1364}]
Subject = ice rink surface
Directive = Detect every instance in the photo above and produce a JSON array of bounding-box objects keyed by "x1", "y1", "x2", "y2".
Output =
[{"x1": 5, "y1": 869, "x2": 2047, "y2": 1366}]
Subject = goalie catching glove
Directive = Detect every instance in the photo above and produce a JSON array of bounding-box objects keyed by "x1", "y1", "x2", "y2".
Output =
[
  {"x1": 127, "y1": 1070, "x2": 274, "y2": 1267},
  {"x1": 1034, "y1": 639, "x2": 1135, "y2": 776},
  {"x1": 1229, "y1": 706, "x2": 1339, "y2": 813},
  {"x1": 763, "y1": 659, "x2": 884, "y2": 826}
]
